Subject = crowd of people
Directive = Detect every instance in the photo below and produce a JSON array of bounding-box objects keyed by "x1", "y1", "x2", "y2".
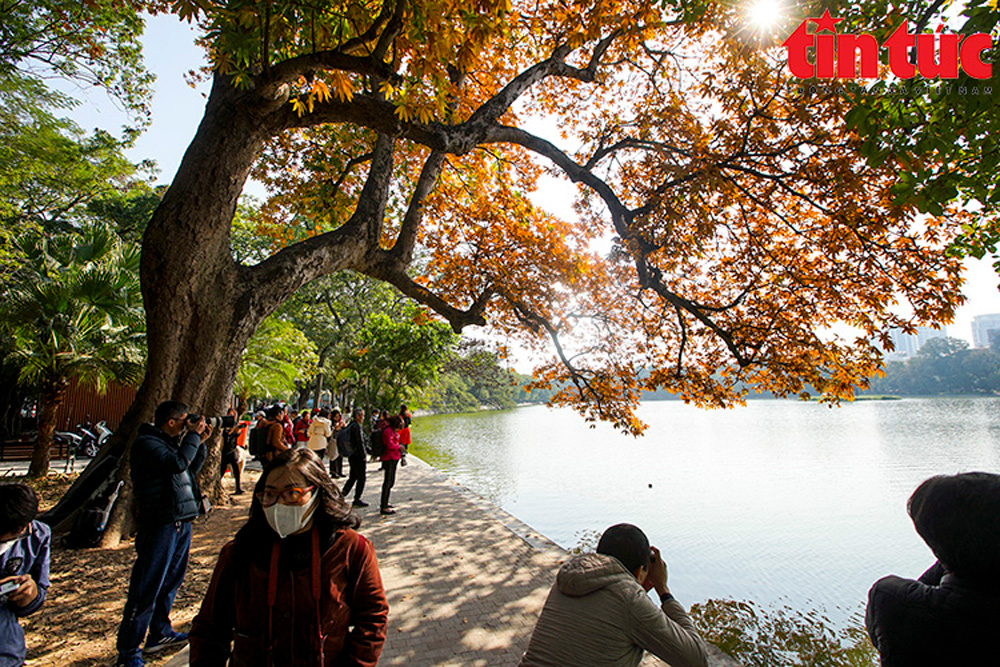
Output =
[
  {"x1": 224, "y1": 402, "x2": 413, "y2": 517},
  {"x1": 0, "y1": 397, "x2": 997, "y2": 667}
]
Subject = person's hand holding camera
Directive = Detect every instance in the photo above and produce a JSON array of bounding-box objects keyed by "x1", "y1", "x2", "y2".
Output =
[
  {"x1": 1, "y1": 574, "x2": 38, "y2": 608},
  {"x1": 186, "y1": 415, "x2": 207, "y2": 437},
  {"x1": 644, "y1": 546, "x2": 670, "y2": 597}
]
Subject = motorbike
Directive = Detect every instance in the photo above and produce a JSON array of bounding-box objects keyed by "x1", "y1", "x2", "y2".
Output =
[
  {"x1": 53, "y1": 430, "x2": 83, "y2": 455},
  {"x1": 92, "y1": 420, "x2": 113, "y2": 453},
  {"x1": 75, "y1": 421, "x2": 97, "y2": 457},
  {"x1": 74, "y1": 420, "x2": 111, "y2": 458},
  {"x1": 53, "y1": 430, "x2": 85, "y2": 472}
]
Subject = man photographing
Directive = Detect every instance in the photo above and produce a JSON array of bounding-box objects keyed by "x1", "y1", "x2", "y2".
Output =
[
  {"x1": 0, "y1": 484, "x2": 50, "y2": 667},
  {"x1": 519, "y1": 523, "x2": 707, "y2": 667},
  {"x1": 115, "y1": 400, "x2": 208, "y2": 667}
]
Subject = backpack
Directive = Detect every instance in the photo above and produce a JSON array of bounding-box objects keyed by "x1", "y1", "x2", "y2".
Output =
[
  {"x1": 369, "y1": 428, "x2": 385, "y2": 458},
  {"x1": 65, "y1": 508, "x2": 106, "y2": 548},
  {"x1": 336, "y1": 426, "x2": 353, "y2": 458},
  {"x1": 249, "y1": 425, "x2": 269, "y2": 459},
  {"x1": 64, "y1": 480, "x2": 123, "y2": 549}
]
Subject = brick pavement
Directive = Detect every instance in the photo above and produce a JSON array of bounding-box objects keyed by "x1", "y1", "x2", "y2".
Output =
[
  {"x1": 164, "y1": 455, "x2": 738, "y2": 666},
  {"x1": 351, "y1": 456, "x2": 567, "y2": 666}
]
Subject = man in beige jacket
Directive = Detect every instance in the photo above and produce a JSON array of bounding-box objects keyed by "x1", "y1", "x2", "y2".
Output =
[{"x1": 519, "y1": 523, "x2": 707, "y2": 667}]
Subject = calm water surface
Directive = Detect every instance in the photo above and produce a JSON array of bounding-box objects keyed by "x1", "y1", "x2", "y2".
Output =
[{"x1": 409, "y1": 398, "x2": 1000, "y2": 621}]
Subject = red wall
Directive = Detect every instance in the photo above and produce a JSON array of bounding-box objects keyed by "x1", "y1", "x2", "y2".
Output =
[{"x1": 53, "y1": 378, "x2": 138, "y2": 431}]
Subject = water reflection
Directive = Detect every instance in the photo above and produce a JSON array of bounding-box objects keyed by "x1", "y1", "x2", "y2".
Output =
[{"x1": 409, "y1": 398, "x2": 1000, "y2": 621}]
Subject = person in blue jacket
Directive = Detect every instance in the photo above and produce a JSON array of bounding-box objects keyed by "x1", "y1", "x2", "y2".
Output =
[
  {"x1": 0, "y1": 483, "x2": 50, "y2": 667},
  {"x1": 114, "y1": 400, "x2": 209, "y2": 667}
]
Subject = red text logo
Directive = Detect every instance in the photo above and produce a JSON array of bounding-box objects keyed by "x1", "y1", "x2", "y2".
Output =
[{"x1": 782, "y1": 10, "x2": 993, "y2": 80}]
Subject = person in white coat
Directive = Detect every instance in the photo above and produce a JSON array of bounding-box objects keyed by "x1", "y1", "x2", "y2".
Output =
[{"x1": 306, "y1": 408, "x2": 332, "y2": 459}]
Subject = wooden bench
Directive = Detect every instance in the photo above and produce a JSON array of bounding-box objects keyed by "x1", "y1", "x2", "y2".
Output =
[{"x1": 0, "y1": 440, "x2": 68, "y2": 461}]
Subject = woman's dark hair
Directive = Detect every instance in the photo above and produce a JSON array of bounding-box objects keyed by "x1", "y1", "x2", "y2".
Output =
[
  {"x1": 387, "y1": 415, "x2": 403, "y2": 430},
  {"x1": 250, "y1": 448, "x2": 360, "y2": 530},
  {"x1": 0, "y1": 484, "x2": 39, "y2": 535},
  {"x1": 597, "y1": 523, "x2": 650, "y2": 575},
  {"x1": 908, "y1": 471, "x2": 1000, "y2": 580},
  {"x1": 265, "y1": 404, "x2": 284, "y2": 420}
]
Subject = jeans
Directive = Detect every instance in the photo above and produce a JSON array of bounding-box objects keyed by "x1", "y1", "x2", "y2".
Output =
[
  {"x1": 380, "y1": 459, "x2": 398, "y2": 509},
  {"x1": 340, "y1": 454, "x2": 367, "y2": 502},
  {"x1": 116, "y1": 521, "x2": 192, "y2": 659}
]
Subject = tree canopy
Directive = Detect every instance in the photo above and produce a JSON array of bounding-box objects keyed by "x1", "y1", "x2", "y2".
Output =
[
  {"x1": 837, "y1": 0, "x2": 999, "y2": 270},
  {"x1": 40, "y1": 0, "x2": 994, "y2": 544},
  {"x1": 235, "y1": 314, "x2": 318, "y2": 403},
  {"x1": 0, "y1": 224, "x2": 145, "y2": 476},
  {"x1": 0, "y1": 0, "x2": 153, "y2": 277},
  {"x1": 134, "y1": 0, "x2": 973, "y2": 433}
]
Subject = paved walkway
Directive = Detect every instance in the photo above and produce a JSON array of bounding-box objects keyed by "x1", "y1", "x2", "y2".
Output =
[
  {"x1": 175, "y1": 456, "x2": 738, "y2": 666},
  {"x1": 4, "y1": 455, "x2": 737, "y2": 666},
  {"x1": 164, "y1": 456, "x2": 565, "y2": 666}
]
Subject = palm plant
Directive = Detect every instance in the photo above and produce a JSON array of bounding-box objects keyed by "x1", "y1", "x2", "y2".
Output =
[{"x1": 1, "y1": 225, "x2": 145, "y2": 477}]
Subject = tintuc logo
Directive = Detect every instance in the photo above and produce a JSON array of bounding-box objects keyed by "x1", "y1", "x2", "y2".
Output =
[{"x1": 782, "y1": 9, "x2": 993, "y2": 80}]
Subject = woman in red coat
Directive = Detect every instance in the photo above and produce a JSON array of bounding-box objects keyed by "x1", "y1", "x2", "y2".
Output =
[{"x1": 189, "y1": 448, "x2": 388, "y2": 666}]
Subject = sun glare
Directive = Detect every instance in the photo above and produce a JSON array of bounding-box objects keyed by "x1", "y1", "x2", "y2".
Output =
[{"x1": 746, "y1": 0, "x2": 784, "y2": 31}]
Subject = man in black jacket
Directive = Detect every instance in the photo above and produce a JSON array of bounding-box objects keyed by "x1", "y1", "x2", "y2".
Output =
[
  {"x1": 114, "y1": 400, "x2": 208, "y2": 667},
  {"x1": 339, "y1": 407, "x2": 370, "y2": 508}
]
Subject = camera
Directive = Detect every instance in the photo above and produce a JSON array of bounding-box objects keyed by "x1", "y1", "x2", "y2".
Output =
[{"x1": 187, "y1": 414, "x2": 236, "y2": 429}]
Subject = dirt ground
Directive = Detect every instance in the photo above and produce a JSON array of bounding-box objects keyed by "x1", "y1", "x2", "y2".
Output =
[{"x1": 17, "y1": 470, "x2": 259, "y2": 667}]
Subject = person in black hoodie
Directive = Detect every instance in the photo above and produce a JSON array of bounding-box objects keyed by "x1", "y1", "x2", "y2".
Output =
[
  {"x1": 866, "y1": 471, "x2": 1000, "y2": 667},
  {"x1": 114, "y1": 400, "x2": 209, "y2": 667}
]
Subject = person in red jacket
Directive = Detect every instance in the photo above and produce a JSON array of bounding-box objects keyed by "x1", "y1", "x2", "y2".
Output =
[
  {"x1": 397, "y1": 404, "x2": 411, "y2": 464},
  {"x1": 378, "y1": 415, "x2": 404, "y2": 516},
  {"x1": 293, "y1": 411, "x2": 312, "y2": 448},
  {"x1": 189, "y1": 448, "x2": 388, "y2": 667}
]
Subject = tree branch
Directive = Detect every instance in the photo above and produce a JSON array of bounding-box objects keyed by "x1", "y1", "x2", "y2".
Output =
[
  {"x1": 324, "y1": 151, "x2": 375, "y2": 202},
  {"x1": 639, "y1": 263, "x2": 751, "y2": 367},
  {"x1": 364, "y1": 265, "x2": 494, "y2": 332},
  {"x1": 485, "y1": 124, "x2": 643, "y2": 247},
  {"x1": 506, "y1": 297, "x2": 605, "y2": 416},
  {"x1": 258, "y1": 52, "x2": 398, "y2": 101},
  {"x1": 387, "y1": 150, "x2": 446, "y2": 265},
  {"x1": 246, "y1": 135, "x2": 396, "y2": 308}
]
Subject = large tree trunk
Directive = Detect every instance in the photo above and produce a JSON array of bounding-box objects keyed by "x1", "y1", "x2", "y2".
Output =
[
  {"x1": 64, "y1": 73, "x2": 381, "y2": 546},
  {"x1": 94, "y1": 78, "x2": 275, "y2": 546},
  {"x1": 28, "y1": 377, "x2": 68, "y2": 478}
]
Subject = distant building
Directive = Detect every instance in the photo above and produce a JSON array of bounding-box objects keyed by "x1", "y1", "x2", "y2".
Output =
[
  {"x1": 971, "y1": 314, "x2": 1000, "y2": 348},
  {"x1": 883, "y1": 326, "x2": 947, "y2": 360}
]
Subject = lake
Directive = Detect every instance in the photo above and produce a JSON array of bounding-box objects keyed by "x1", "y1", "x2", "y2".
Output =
[{"x1": 408, "y1": 398, "x2": 1000, "y2": 623}]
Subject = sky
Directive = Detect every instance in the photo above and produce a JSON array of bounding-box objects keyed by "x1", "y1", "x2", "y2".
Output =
[{"x1": 65, "y1": 13, "x2": 1000, "y2": 348}]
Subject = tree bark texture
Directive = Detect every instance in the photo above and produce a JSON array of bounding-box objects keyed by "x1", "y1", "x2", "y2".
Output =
[
  {"x1": 63, "y1": 67, "x2": 465, "y2": 543},
  {"x1": 29, "y1": 377, "x2": 67, "y2": 478}
]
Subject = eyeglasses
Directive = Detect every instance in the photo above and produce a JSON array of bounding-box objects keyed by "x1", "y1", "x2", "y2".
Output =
[{"x1": 256, "y1": 486, "x2": 315, "y2": 507}]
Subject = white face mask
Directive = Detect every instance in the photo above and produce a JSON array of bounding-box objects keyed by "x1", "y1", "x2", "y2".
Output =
[{"x1": 264, "y1": 493, "x2": 318, "y2": 539}]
